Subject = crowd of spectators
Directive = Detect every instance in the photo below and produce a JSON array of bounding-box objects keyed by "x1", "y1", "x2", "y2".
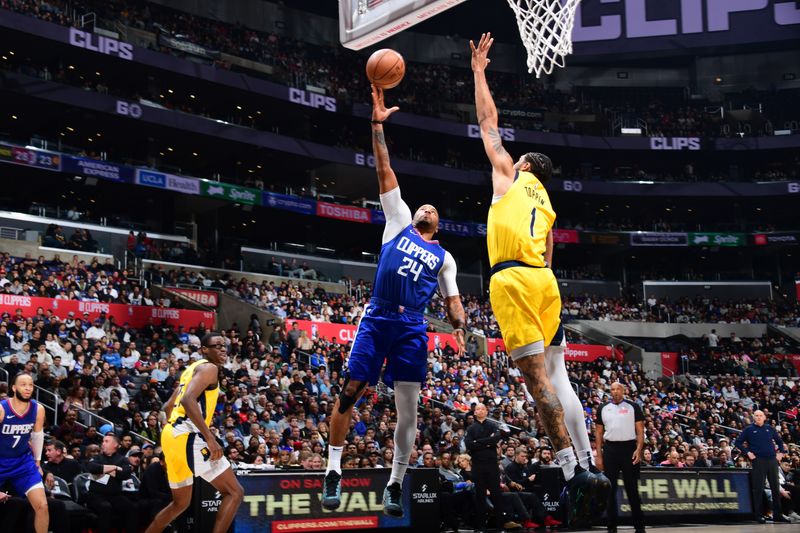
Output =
[
  {"x1": 141, "y1": 260, "x2": 800, "y2": 340},
  {"x1": 562, "y1": 295, "x2": 800, "y2": 326},
  {"x1": 0, "y1": 243, "x2": 799, "y2": 525},
  {"x1": 2, "y1": 0, "x2": 795, "y2": 141},
  {"x1": 0, "y1": 252, "x2": 167, "y2": 307},
  {"x1": 0, "y1": 295, "x2": 798, "y2": 528}
]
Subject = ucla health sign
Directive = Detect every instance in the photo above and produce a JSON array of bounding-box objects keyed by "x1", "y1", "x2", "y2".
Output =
[{"x1": 135, "y1": 169, "x2": 167, "y2": 188}]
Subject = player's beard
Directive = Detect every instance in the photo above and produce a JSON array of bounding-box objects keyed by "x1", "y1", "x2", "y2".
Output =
[
  {"x1": 413, "y1": 218, "x2": 436, "y2": 234},
  {"x1": 14, "y1": 390, "x2": 31, "y2": 402}
]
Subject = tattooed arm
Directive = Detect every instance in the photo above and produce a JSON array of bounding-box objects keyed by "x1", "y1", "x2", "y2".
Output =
[
  {"x1": 471, "y1": 32, "x2": 515, "y2": 197},
  {"x1": 371, "y1": 84, "x2": 400, "y2": 194}
]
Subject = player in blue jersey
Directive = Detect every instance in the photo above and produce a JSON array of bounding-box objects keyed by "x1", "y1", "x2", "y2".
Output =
[
  {"x1": 0, "y1": 372, "x2": 49, "y2": 533},
  {"x1": 322, "y1": 85, "x2": 467, "y2": 518}
]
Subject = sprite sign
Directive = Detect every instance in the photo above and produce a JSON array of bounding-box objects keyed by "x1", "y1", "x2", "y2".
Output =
[
  {"x1": 200, "y1": 180, "x2": 260, "y2": 205},
  {"x1": 689, "y1": 233, "x2": 744, "y2": 247}
]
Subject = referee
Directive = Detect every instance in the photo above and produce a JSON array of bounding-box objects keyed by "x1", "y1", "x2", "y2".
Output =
[{"x1": 595, "y1": 382, "x2": 646, "y2": 533}]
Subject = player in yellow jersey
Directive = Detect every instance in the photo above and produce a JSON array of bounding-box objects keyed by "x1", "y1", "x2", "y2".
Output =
[
  {"x1": 144, "y1": 332, "x2": 243, "y2": 533},
  {"x1": 471, "y1": 33, "x2": 609, "y2": 527}
]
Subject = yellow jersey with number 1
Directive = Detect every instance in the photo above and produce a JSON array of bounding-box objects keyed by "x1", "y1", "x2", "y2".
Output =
[
  {"x1": 168, "y1": 358, "x2": 219, "y2": 430},
  {"x1": 487, "y1": 170, "x2": 555, "y2": 268}
]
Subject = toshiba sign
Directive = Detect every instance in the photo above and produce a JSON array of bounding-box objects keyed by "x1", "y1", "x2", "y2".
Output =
[
  {"x1": 316, "y1": 201, "x2": 371, "y2": 223},
  {"x1": 171, "y1": 288, "x2": 219, "y2": 308}
]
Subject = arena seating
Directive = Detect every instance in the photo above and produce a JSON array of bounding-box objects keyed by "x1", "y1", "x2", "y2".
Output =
[
  {"x1": 3, "y1": 0, "x2": 798, "y2": 140},
  {"x1": 0, "y1": 1, "x2": 798, "y2": 529}
]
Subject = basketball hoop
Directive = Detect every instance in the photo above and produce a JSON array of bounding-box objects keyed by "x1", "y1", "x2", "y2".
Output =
[{"x1": 505, "y1": 0, "x2": 581, "y2": 78}]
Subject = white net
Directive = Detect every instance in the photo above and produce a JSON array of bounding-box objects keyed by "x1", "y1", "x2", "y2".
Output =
[{"x1": 506, "y1": 0, "x2": 581, "y2": 78}]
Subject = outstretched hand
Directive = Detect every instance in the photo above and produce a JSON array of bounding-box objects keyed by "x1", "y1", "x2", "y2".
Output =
[
  {"x1": 470, "y1": 32, "x2": 494, "y2": 72},
  {"x1": 371, "y1": 84, "x2": 399, "y2": 123}
]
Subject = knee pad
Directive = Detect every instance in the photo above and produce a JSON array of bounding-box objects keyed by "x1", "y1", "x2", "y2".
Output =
[{"x1": 337, "y1": 379, "x2": 367, "y2": 414}]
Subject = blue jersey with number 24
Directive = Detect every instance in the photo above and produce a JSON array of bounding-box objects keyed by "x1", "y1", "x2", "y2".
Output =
[{"x1": 373, "y1": 224, "x2": 445, "y2": 311}]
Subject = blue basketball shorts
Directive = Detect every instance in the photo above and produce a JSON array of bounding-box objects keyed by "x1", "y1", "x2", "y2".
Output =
[
  {"x1": 344, "y1": 304, "x2": 428, "y2": 388},
  {"x1": 0, "y1": 454, "x2": 44, "y2": 496}
]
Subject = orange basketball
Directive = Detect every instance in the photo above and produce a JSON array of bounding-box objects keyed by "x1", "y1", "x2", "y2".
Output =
[{"x1": 366, "y1": 49, "x2": 405, "y2": 89}]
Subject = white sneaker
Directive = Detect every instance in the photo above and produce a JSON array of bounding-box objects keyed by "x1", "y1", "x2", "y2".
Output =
[{"x1": 788, "y1": 512, "x2": 800, "y2": 522}]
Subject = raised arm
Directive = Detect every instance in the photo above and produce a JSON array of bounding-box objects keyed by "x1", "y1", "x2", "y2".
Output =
[
  {"x1": 370, "y1": 84, "x2": 400, "y2": 195},
  {"x1": 471, "y1": 32, "x2": 515, "y2": 197}
]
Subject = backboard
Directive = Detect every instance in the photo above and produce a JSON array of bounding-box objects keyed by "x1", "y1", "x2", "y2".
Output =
[{"x1": 339, "y1": 0, "x2": 468, "y2": 50}]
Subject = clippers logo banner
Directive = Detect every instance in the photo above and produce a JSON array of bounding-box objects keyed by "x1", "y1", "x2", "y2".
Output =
[
  {"x1": 487, "y1": 338, "x2": 621, "y2": 362},
  {"x1": 0, "y1": 296, "x2": 215, "y2": 329}
]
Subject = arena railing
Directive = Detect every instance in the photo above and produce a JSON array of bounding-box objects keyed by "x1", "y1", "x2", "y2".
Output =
[
  {"x1": 30, "y1": 384, "x2": 156, "y2": 445},
  {"x1": 141, "y1": 258, "x2": 347, "y2": 295},
  {"x1": 294, "y1": 349, "x2": 326, "y2": 372}
]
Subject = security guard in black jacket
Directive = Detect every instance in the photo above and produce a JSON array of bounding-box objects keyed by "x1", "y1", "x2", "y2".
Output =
[
  {"x1": 465, "y1": 403, "x2": 521, "y2": 531},
  {"x1": 83, "y1": 433, "x2": 138, "y2": 533}
]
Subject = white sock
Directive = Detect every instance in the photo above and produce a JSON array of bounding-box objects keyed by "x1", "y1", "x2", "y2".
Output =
[
  {"x1": 389, "y1": 460, "x2": 409, "y2": 486},
  {"x1": 576, "y1": 448, "x2": 595, "y2": 470},
  {"x1": 556, "y1": 447, "x2": 578, "y2": 481},
  {"x1": 545, "y1": 342, "x2": 593, "y2": 457},
  {"x1": 326, "y1": 445, "x2": 343, "y2": 475},
  {"x1": 389, "y1": 381, "x2": 419, "y2": 487}
]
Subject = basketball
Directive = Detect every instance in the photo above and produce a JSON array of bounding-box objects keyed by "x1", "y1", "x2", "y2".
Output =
[{"x1": 366, "y1": 48, "x2": 405, "y2": 89}]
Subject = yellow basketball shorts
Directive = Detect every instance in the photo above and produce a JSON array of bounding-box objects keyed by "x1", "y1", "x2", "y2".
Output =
[
  {"x1": 489, "y1": 266, "x2": 561, "y2": 355},
  {"x1": 162, "y1": 423, "x2": 230, "y2": 489}
]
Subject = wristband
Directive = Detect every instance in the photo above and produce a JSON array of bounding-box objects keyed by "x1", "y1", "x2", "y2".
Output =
[
  {"x1": 452, "y1": 328, "x2": 465, "y2": 335},
  {"x1": 371, "y1": 120, "x2": 383, "y2": 124}
]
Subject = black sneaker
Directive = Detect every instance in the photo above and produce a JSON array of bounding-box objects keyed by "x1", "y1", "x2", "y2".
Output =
[
  {"x1": 590, "y1": 464, "x2": 611, "y2": 515},
  {"x1": 382, "y1": 481, "x2": 404, "y2": 517},
  {"x1": 560, "y1": 465, "x2": 594, "y2": 528},
  {"x1": 322, "y1": 471, "x2": 342, "y2": 511}
]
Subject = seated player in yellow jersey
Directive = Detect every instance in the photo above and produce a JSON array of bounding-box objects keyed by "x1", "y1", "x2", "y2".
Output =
[
  {"x1": 471, "y1": 32, "x2": 610, "y2": 528},
  {"x1": 144, "y1": 333, "x2": 243, "y2": 533}
]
